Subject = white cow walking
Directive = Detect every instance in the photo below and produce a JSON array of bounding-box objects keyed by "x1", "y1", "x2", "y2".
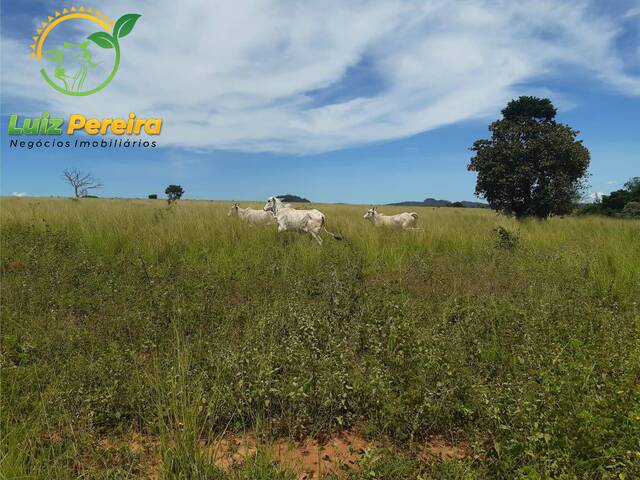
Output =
[
  {"x1": 263, "y1": 196, "x2": 341, "y2": 245},
  {"x1": 228, "y1": 203, "x2": 276, "y2": 226},
  {"x1": 363, "y1": 206, "x2": 419, "y2": 230}
]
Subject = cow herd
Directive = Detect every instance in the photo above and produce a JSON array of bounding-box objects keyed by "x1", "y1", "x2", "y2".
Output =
[{"x1": 228, "y1": 196, "x2": 420, "y2": 244}]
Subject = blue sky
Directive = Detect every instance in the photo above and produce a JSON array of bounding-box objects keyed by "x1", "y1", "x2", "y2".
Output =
[{"x1": 1, "y1": 0, "x2": 639, "y2": 203}]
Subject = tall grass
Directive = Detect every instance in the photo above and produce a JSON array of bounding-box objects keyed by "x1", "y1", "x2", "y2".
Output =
[{"x1": 1, "y1": 197, "x2": 639, "y2": 479}]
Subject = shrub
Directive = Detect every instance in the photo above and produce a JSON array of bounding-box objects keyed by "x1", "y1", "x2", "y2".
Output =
[
  {"x1": 574, "y1": 204, "x2": 602, "y2": 216},
  {"x1": 494, "y1": 226, "x2": 519, "y2": 250},
  {"x1": 621, "y1": 201, "x2": 640, "y2": 218}
]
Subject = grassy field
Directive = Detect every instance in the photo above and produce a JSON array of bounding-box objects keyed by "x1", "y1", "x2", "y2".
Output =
[{"x1": 1, "y1": 197, "x2": 639, "y2": 479}]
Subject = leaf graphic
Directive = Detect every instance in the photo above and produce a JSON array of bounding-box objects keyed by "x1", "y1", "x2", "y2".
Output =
[
  {"x1": 113, "y1": 13, "x2": 141, "y2": 39},
  {"x1": 88, "y1": 32, "x2": 115, "y2": 49}
]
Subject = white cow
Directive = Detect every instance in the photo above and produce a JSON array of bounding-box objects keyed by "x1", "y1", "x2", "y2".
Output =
[
  {"x1": 363, "y1": 206, "x2": 419, "y2": 230},
  {"x1": 263, "y1": 196, "x2": 341, "y2": 244},
  {"x1": 227, "y1": 203, "x2": 276, "y2": 226}
]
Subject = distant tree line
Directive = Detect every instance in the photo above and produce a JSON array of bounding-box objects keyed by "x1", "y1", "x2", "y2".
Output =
[
  {"x1": 389, "y1": 198, "x2": 487, "y2": 208},
  {"x1": 579, "y1": 177, "x2": 640, "y2": 218}
]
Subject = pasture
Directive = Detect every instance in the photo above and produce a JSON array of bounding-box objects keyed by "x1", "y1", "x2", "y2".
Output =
[{"x1": 1, "y1": 197, "x2": 639, "y2": 479}]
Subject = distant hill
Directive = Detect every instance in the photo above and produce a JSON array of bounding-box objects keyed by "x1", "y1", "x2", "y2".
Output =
[
  {"x1": 389, "y1": 198, "x2": 488, "y2": 208},
  {"x1": 277, "y1": 194, "x2": 310, "y2": 203}
]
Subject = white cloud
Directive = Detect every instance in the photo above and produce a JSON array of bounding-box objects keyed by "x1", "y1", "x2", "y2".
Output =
[
  {"x1": 586, "y1": 191, "x2": 605, "y2": 202},
  {"x1": 2, "y1": 0, "x2": 639, "y2": 154},
  {"x1": 12, "y1": 192, "x2": 27, "y2": 197},
  {"x1": 623, "y1": 7, "x2": 640, "y2": 19}
]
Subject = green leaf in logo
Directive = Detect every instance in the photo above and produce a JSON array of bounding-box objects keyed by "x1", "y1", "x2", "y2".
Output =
[
  {"x1": 113, "y1": 13, "x2": 141, "y2": 39},
  {"x1": 88, "y1": 32, "x2": 115, "y2": 49}
]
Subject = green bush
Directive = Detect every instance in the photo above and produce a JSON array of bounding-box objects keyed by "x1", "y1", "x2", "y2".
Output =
[{"x1": 621, "y1": 201, "x2": 640, "y2": 218}]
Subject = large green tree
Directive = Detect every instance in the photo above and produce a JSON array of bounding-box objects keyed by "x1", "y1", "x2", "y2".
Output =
[{"x1": 468, "y1": 97, "x2": 590, "y2": 218}]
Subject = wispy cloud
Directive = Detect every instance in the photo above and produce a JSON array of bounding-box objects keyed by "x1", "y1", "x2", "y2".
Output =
[
  {"x1": 2, "y1": 0, "x2": 639, "y2": 154},
  {"x1": 623, "y1": 7, "x2": 640, "y2": 19},
  {"x1": 12, "y1": 192, "x2": 27, "y2": 197},
  {"x1": 585, "y1": 191, "x2": 605, "y2": 202}
]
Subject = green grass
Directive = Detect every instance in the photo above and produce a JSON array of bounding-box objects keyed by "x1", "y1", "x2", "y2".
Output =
[{"x1": 1, "y1": 197, "x2": 639, "y2": 479}]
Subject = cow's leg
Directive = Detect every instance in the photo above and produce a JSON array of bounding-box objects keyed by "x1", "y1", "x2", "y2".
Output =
[{"x1": 310, "y1": 231, "x2": 323, "y2": 245}]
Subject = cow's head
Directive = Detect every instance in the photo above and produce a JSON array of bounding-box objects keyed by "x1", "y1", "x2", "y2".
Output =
[
  {"x1": 263, "y1": 196, "x2": 277, "y2": 213},
  {"x1": 363, "y1": 206, "x2": 377, "y2": 220},
  {"x1": 227, "y1": 202, "x2": 240, "y2": 216}
]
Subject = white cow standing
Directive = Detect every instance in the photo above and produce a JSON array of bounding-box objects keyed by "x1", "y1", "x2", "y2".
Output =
[
  {"x1": 228, "y1": 203, "x2": 276, "y2": 226},
  {"x1": 263, "y1": 196, "x2": 341, "y2": 245},
  {"x1": 363, "y1": 206, "x2": 419, "y2": 230}
]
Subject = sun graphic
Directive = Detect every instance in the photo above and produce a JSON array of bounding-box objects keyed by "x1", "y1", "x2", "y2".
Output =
[
  {"x1": 31, "y1": 7, "x2": 114, "y2": 60},
  {"x1": 30, "y1": 8, "x2": 141, "y2": 96}
]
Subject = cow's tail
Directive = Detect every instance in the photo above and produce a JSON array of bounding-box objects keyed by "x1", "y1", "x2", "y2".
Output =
[
  {"x1": 323, "y1": 226, "x2": 343, "y2": 240},
  {"x1": 321, "y1": 216, "x2": 343, "y2": 240}
]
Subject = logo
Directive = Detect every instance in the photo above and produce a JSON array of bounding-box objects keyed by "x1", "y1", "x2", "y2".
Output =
[{"x1": 30, "y1": 7, "x2": 141, "y2": 96}]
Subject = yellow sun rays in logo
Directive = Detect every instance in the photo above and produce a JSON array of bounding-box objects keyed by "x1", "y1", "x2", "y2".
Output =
[{"x1": 31, "y1": 7, "x2": 114, "y2": 60}]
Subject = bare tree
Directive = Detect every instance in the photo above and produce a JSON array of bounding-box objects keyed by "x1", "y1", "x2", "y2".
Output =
[{"x1": 62, "y1": 168, "x2": 103, "y2": 198}]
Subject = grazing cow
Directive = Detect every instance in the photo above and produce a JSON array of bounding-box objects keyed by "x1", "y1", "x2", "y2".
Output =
[
  {"x1": 363, "y1": 206, "x2": 419, "y2": 229},
  {"x1": 228, "y1": 203, "x2": 276, "y2": 226},
  {"x1": 263, "y1": 196, "x2": 341, "y2": 245}
]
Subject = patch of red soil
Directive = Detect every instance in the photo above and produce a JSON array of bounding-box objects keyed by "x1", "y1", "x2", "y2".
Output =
[
  {"x1": 2, "y1": 260, "x2": 25, "y2": 272},
  {"x1": 421, "y1": 436, "x2": 469, "y2": 460},
  {"x1": 97, "y1": 432, "x2": 161, "y2": 479},
  {"x1": 207, "y1": 430, "x2": 468, "y2": 479},
  {"x1": 84, "y1": 430, "x2": 468, "y2": 480},
  {"x1": 208, "y1": 430, "x2": 373, "y2": 479}
]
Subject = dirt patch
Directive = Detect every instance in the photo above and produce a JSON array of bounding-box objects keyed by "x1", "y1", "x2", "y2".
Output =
[
  {"x1": 421, "y1": 436, "x2": 469, "y2": 460},
  {"x1": 2, "y1": 260, "x2": 25, "y2": 272},
  {"x1": 44, "y1": 430, "x2": 63, "y2": 444},
  {"x1": 97, "y1": 432, "x2": 161, "y2": 480},
  {"x1": 128, "y1": 432, "x2": 161, "y2": 479},
  {"x1": 207, "y1": 430, "x2": 468, "y2": 479},
  {"x1": 207, "y1": 430, "x2": 374, "y2": 479},
  {"x1": 87, "y1": 430, "x2": 467, "y2": 480}
]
